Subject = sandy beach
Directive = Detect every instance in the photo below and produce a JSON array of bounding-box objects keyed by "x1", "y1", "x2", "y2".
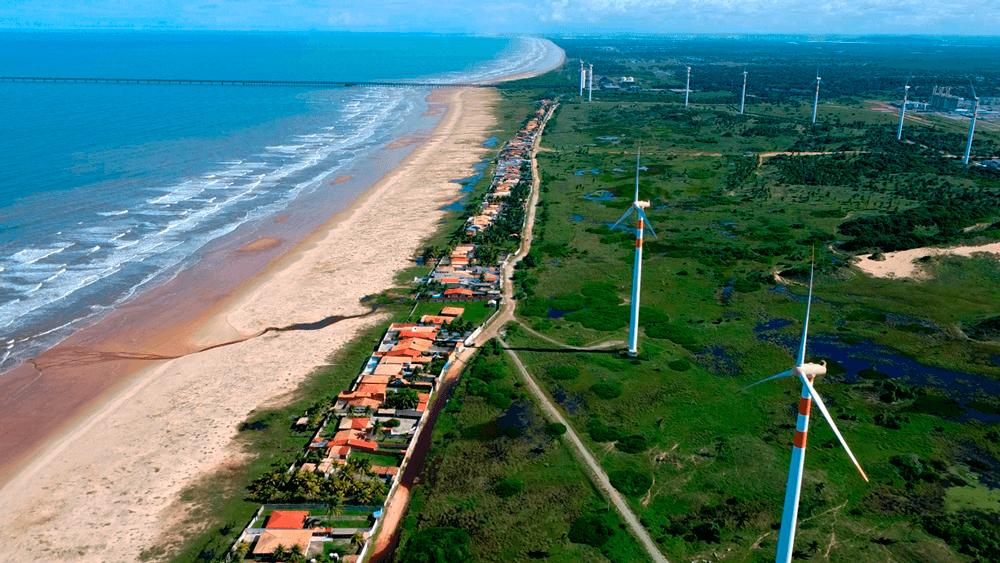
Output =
[{"x1": 0, "y1": 86, "x2": 499, "y2": 563}]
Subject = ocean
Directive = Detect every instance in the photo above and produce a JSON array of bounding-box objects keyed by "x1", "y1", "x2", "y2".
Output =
[{"x1": 0, "y1": 31, "x2": 563, "y2": 372}]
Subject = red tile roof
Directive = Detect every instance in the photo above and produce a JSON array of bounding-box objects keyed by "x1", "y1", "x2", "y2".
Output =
[{"x1": 265, "y1": 510, "x2": 309, "y2": 529}]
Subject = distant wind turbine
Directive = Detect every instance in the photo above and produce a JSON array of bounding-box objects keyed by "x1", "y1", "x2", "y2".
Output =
[
  {"x1": 589, "y1": 63, "x2": 594, "y2": 102},
  {"x1": 897, "y1": 77, "x2": 911, "y2": 141},
  {"x1": 579, "y1": 60, "x2": 586, "y2": 97},
  {"x1": 811, "y1": 70, "x2": 821, "y2": 124},
  {"x1": 611, "y1": 145, "x2": 657, "y2": 356},
  {"x1": 685, "y1": 66, "x2": 691, "y2": 107},
  {"x1": 963, "y1": 84, "x2": 980, "y2": 165},
  {"x1": 742, "y1": 258, "x2": 869, "y2": 563},
  {"x1": 740, "y1": 66, "x2": 748, "y2": 115}
]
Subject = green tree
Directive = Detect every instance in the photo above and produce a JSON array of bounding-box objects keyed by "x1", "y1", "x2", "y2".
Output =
[
  {"x1": 272, "y1": 543, "x2": 287, "y2": 562},
  {"x1": 351, "y1": 532, "x2": 366, "y2": 552},
  {"x1": 384, "y1": 388, "x2": 420, "y2": 410},
  {"x1": 287, "y1": 543, "x2": 305, "y2": 563}
]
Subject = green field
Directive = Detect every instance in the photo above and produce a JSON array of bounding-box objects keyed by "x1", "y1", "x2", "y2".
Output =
[
  {"x1": 399, "y1": 66, "x2": 1000, "y2": 562},
  {"x1": 409, "y1": 300, "x2": 497, "y2": 327}
]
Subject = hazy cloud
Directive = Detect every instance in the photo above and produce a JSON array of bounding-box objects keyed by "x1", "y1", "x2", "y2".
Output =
[{"x1": 0, "y1": 0, "x2": 997, "y2": 34}]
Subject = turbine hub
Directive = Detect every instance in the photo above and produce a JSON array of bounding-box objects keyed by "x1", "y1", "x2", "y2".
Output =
[
  {"x1": 636, "y1": 200, "x2": 651, "y2": 209},
  {"x1": 794, "y1": 361, "x2": 827, "y2": 379}
]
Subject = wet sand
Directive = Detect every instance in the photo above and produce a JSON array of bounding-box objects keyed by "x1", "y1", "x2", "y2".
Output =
[{"x1": 0, "y1": 87, "x2": 499, "y2": 563}]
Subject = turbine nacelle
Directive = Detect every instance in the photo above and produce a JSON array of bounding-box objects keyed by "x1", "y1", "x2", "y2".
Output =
[{"x1": 793, "y1": 361, "x2": 826, "y2": 379}]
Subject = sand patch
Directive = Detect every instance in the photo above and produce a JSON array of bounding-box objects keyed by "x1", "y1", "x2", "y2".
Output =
[
  {"x1": 331, "y1": 175, "x2": 353, "y2": 185},
  {"x1": 237, "y1": 236, "x2": 281, "y2": 253},
  {"x1": 273, "y1": 214, "x2": 289, "y2": 223},
  {"x1": 854, "y1": 242, "x2": 1000, "y2": 278},
  {"x1": 383, "y1": 133, "x2": 430, "y2": 151}
]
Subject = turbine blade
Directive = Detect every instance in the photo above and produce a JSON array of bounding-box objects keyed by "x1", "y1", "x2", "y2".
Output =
[
  {"x1": 610, "y1": 208, "x2": 634, "y2": 231},
  {"x1": 800, "y1": 375, "x2": 870, "y2": 482},
  {"x1": 797, "y1": 260, "x2": 815, "y2": 366},
  {"x1": 739, "y1": 369, "x2": 793, "y2": 392},
  {"x1": 635, "y1": 144, "x2": 641, "y2": 203},
  {"x1": 636, "y1": 207, "x2": 658, "y2": 240}
]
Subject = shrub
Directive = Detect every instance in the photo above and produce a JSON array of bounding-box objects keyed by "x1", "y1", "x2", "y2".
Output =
[
  {"x1": 609, "y1": 469, "x2": 652, "y2": 496},
  {"x1": 399, "y1": 527, "x2": 471, "y2": 563},
  {"x1": 548, "y1": 366, "x2": 580, "y2": 380},
  {"x1": 617, "y1": 435, "x2": 649, "y2": 454},
  {"x1": 588, "y1": 423, "x2": 621, "y2": 443},
  {"x1": 494, "y1": 478, "x2": 524, "y2": 498},
  {"x1": 908, "y1": 394, "x2": 965, "y2": 417},
  {"x1": 384, "y1": 418, "x2": 401, "y2": 428},
  {"x1": 668, "y1": 359, "x2": 691, "y2": 371},
  {"x1": 568, "y1": 514, "x2": 615, "y2": 548},
  {"x1": 545, "y1": 422, "x2": 567, "y2": 436},
  {"x1": 591, "y1": 381, "x2": 622, "y2": 400}
]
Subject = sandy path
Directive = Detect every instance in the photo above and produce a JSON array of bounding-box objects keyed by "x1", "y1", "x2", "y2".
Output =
[
  {"x1": 854, "y1": 242, "x2": 1000, "y2": 279},
  {"x1": 0, "y1": 87, "x2": 498, "y2": 563}
]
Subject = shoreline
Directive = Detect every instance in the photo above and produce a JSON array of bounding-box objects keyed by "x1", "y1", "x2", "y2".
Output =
[{"x1": 0, "y1": 86, "x2": 501, "y2": 563}]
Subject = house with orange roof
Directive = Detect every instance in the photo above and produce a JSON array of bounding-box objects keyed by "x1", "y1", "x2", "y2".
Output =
[
  {"x1": 419, "y1": 315, "x2": 451, "y2": 325},
  {"x1": 372, "y1": 363, "x2": 404, "y2": 376},
  {"x1": 337, "y1": 417, "x2": 371, "y2": 431},
  {"x1": 253, "y1": 529, "x2": 313, "y2": 557},
  {"x1": 325, "y1": 444, "x2": 352, "y2": 459},
  {"x1": 444, "y1": 288, "x2": 474, "y2": 297},
  {"x1": 361, "y1": 375, "x2": 394, "y2": 385},
  {"x1": 440, "y1": 306, "x2": 465, "y2": 317},
  {"x1": 345, "y1": 397, "x2": 382, "y2": 411},
  {"x1": 265, "y1": 510, "x2": 309, "y2": 529}
]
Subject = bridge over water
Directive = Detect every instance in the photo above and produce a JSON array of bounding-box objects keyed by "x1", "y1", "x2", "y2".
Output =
[{"x1": 0, "y1": 76, "x2": 569, "y2": 89}]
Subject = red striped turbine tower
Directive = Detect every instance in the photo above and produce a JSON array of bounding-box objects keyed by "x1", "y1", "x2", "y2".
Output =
[
  {"x1": 742, "y1": 258, "x2": 869, "y2": 563},
  {"x1": 611, "y1": 145, "x2": 656, "y2": 356}
]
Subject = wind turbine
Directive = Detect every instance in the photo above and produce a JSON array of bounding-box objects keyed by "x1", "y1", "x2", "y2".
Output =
[
  {"x1": 589, "y1": 64, "x2": 594, "y2": 102},
  {"x1": 685, "y1": 66, "x2": 692, "y2": 107},
  {"x1": 580, "y1": 60, "x2": 586, "y2": 97},
  {"x1": 811, "y1": 69, "x2": 821, "y2": 124},
  {"x1": 897, "y1": 78, "x2": 911, "y2": 141},
  {"x1": 963, "y1": 84, "x2": 980, "y2": 165},
  {"x1": 742, "y1": 260, "x2": 869, "y2": 563},
  {"x1": 611, "y1": 145, "x2": 657, "y2": 356},
  {"x1": 740, "y1": 66, "x2": 748, "y2": 115}
]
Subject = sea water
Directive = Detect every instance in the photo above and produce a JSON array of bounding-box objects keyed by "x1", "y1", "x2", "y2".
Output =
[{"x1": 0, "y1": 31, "x2": 563, "y2": 371}]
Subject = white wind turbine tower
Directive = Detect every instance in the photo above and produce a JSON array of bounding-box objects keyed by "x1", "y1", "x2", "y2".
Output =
[
  {"x1": 963, "y1": 85, "x2": 981, "y2": 165},
  {"x1": 589, "y1": 63, "x2": 594, "y2": 102},
  {"x1": 580, "y1": 60, "x2": 586, "y2": 97},
  {"x1": 742, "y1": 258, "x2": 869, "y2": 563},
  {"x1": 685, "y1": 66, "x2": 692, "y2": 107},
  {"x1": 897, "y1": 78, "x2": 911, "y2": 140},
  {"x1": 740, "y1": 66, "x2": 748, "y2": 114},
  {"x1": 610, "y1": 145, "x2": 657, "y2": 356},
  {"x1": 811, "y1": 70, "x2": 821, "y2": 124}
]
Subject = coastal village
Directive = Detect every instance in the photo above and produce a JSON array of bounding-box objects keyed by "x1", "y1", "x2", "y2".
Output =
[{"x1": 229, "y1": 99, "x2": 552, "y2": 562}]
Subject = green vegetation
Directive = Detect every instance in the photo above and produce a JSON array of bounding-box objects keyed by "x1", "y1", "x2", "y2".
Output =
[
  {"x1": 394, "y1": 343, "x2": 652, "y2": 563},
  {"x1": 469, "y1": 55, "x2": 1000, "y2": 562}
]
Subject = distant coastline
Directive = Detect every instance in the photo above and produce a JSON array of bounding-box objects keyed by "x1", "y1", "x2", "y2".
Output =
[{"x1": 0, "y1": 35, "x2": 564, "y2": 563}]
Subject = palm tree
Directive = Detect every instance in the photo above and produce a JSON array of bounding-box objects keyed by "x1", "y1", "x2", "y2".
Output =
[
  {"x1": 272, "y1": 543, "x2": 287, "y2": 562},
  {"x1": 287, "y1": 543, "x2": 305, "y2": 563},
  {"x1": 350, "y1": 532, "x2": 366, "y2": 553},
  {"x1": 324, "y1": 492, "x2": 344, "y2": 518},
  {"x1": 370, "y1": 420, "x2": 384, "y2": 440}
]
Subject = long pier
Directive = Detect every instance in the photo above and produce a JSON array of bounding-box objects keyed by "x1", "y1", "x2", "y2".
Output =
[
  {"x1": 0, "y1": 76, "x2": 482, "y2": 88},
  {"x1": 0, "y1": 76, "x2": 574, "y2": 90}
]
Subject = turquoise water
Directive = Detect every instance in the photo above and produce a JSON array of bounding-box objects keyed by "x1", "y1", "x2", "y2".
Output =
[{"x1": 0, "y1": 31, "x2": 563, "y2": 370}]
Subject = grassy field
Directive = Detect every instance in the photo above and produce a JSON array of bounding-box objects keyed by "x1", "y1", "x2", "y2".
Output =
[
  {"x1": 393, "y1": 344, "x2": 654, "y2": 563},
  {"x1": 483, "y1": 81, "x2": 1000, "y2": 562},
  {"x1": 395, "y1": 62, "x2": 1000, "y2": 561}
]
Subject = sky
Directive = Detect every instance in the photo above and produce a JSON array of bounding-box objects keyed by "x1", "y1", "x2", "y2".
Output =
[{"x1": 2, "y1": 0, "x2": 998, "y2": 36}]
